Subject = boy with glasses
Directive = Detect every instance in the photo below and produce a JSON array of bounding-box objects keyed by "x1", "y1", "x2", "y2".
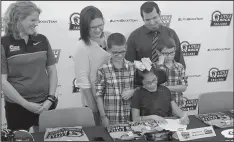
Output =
[
  {"x1": 95, "y1": 33, "x2": 136, "y2": 126},
  {"x1": 154, "y1": 37, "x2": 188, "y2": 108}
]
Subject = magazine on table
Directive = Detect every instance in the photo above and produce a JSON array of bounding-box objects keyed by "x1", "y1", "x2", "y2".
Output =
[
  {"x1": 44, "y1": 126, "x2": 89, "y2": 141},
  {"x1": 128, "y1": 120, "x2": 160, "y2": 133},
  {"x1": 106, "y1": 124, "x2": 143, "y2": 141},
  {"x1": 128, "y1": 120, "x2": 173, "y2": 141},
  {"x1": 196, "y1": 112, "x2": 233, "y2": 128}
]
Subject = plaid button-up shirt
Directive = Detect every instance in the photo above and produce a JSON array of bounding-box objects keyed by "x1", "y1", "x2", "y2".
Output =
[
  {"x1": 153, "y1": 60, "x2": 188, "y2": 107},
  {"x1": 95, "y1": 59, "x2": 135, "y2": 125}
]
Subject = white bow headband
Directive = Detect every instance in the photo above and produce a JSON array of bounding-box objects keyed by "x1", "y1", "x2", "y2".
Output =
[{"x1": 134, "y1": 58, "x2": 152, "y2": 71}]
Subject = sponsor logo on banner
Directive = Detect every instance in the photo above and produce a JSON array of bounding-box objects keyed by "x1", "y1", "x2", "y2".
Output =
[
  {"x1": 181, "y1": 97, "x2": 198, "y2": 111},
  {"x1": 39, "y1": 20, "x2": 57, "y2": 24},
  {"x1": 160, "y1": 15, "x2": 172, "y2": 27},
  {"x1": 210, "y1": 11, "x2": 232, "y2": 26},
  {"x1": 52, "y1": 49, "x2": 61, "y2": 64},
  {"x1": 69, "y1": 13, "x2": 80, "y2": 30},
  {"x1": 207, "y1": 48, "x2": 231, "y2": 51},
  {"x1": 178, "y1": 17, "x2": 203, "y2": 21},
  {"x1": 208, "y1": 68, "x2": 229, "y2": 82},
  {"x1": 72, "y1": 78, "x2": 80, "y2": 93},
  {"x1": 181, "y1": 41, "x2": 201, "y2": 56},
  {"x1": 109, "y1": 19, "x2": 138, "y2": 22}
]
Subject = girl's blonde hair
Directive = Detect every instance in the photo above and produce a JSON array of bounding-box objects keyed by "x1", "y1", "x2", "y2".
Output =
[{"x1": 2, "y1": 1, "x2": 41, "y2": 39}]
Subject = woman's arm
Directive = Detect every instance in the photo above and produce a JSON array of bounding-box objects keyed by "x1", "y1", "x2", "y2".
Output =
[
  {"x1": 46, "y1": 65, "x2": 58, "y2": 97},
  {"x1": 40, "y1": 65, "x2": 58, "y2": 110},
  {"x1": 2, "y1": 74, "x2": 42, "y2": 113},
  {"x1": 2, "y1": 74, "x2": 28, "y2": 107},
  {"x1": 74, "y1": 44, "x2": 97, "y2": 112}
]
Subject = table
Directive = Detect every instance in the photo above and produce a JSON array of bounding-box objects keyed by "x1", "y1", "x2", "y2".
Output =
[{"x1": 32, "y1": 115, "x2": 233, "y2": 141}]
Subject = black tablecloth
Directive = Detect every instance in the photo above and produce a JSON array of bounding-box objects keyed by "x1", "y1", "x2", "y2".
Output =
[{"x1": 32, "y1": 115, "x2": 233, "y2": 141}]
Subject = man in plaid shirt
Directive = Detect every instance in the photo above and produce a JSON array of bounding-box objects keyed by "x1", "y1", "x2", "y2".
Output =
[
  {"x1": 153, "y1": 36, "x2": 188, "y2": 107},
  {"x1": 95, "y1": 33, "x2": 136, "y2": 126}
]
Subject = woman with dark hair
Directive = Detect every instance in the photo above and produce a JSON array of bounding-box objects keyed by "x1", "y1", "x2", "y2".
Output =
[
  {"x1": 74, "y1": 6, "x2": 111, "y2": 125},
  {"x1": 1, "y1": 1, "x2": 58, "y2": 131}
]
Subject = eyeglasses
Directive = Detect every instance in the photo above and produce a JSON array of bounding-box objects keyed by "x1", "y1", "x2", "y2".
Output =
[
  {"x1": 90, "y1": 23, "x2": 104, "y2": 30},
  {"x1": 161, "y1": 50, "x2": 175, "y2": 56},
  {"x1": 144, "y1": 78, "x2": 158, "y2": 85},
  {"x1": 112, "y1": 50, "x2": 126, "y2": 56}
]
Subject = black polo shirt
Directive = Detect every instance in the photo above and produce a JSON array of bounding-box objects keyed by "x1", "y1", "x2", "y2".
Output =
[
  {"x1": 125, "y1": 24, "x2": 186, "y2": 68},
  {"x1": 1, "y1": 34, "x2": 56, "y2": 103},
  {"x1": 131, "y1": 86, "x2": 173, "y2": 117}
]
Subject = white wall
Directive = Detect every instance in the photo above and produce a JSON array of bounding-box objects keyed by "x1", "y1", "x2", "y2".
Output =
[{"x1": 1, "y1": 1, "x2": 233, "y2": 129}]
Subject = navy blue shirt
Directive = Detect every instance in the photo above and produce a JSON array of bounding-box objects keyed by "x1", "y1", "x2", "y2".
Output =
[{"x1": 131, "y1": 86, "x2": 173, "y2": 117}]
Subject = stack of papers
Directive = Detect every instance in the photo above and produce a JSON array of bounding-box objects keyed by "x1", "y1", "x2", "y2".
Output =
[{"x1": 158, "y1": 119, "x2": 187, "y2": 131}]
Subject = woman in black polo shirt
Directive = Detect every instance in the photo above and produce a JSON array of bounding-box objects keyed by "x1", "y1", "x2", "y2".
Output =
[{"x1": 1, "y1": 1, "x2": 58, "y2": 131}]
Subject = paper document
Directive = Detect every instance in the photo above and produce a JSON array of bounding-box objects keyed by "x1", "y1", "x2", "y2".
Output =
[{"x1": 158, "y1": 119, "x2": 187, "y2": 131}]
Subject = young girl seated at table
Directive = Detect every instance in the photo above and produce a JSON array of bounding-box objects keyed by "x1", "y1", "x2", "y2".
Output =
[{"x1": 131, "y1": 63, "x2": 190, "y2": 125}]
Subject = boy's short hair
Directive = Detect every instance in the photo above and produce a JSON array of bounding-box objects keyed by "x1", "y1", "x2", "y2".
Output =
[
  {"x1": 107, "y1": 33, "x2": 126, "y2": 49},
  {"x1": 157, "y1": 36, "x2": 176, "y2": 52},
  {"x1": 138, "y1": 66, "x2": 168, "y2": 85}
]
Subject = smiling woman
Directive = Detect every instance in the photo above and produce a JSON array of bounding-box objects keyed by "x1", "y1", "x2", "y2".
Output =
[
  {"x1": 1, "y1": 1, "x2": 58, "y2": 132},
  {"x1": 74, "y1": 5, "x2": 111, "y2": 125}
]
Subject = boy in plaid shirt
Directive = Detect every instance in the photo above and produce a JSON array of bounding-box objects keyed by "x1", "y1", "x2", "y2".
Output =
[
  {"x1": 153, "y1": 36, "x2": 188, "y2": 107},
  {"x1": 95, "y1": 33, "x2": 136, "y2": 126}
]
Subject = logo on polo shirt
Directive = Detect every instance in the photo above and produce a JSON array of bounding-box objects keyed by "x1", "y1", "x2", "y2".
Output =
[
  {"x1": 210, "y1": 11, "x2": 232, "y2": 26},
  {"x1": 69, "y1": 13, "x2": 80, "y2": 30},
  {"x1": 208, "y1": 68, "x2": 229, "y2": 82},
  {"x1": 9, "y1": 45, "x2": 20, "y2": 52},
  {"x1": 181, "y1": 41, "x2": 201, "y2": 56},
  {"x1": 33, "y1": 41, "x2": 42, "y2": 46},
  {"x1": 180, "y1": 97, "x2": 198, "y2": 111},
  {"x1": 160, "y1": 15, "x2": 172, "y2": 27},
  {"x1": 52, "y1": 49, "x2": 61, "y2": 64},
  {"x1": 72, "y1": 78, "x2": 80, "y2": 93}
]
